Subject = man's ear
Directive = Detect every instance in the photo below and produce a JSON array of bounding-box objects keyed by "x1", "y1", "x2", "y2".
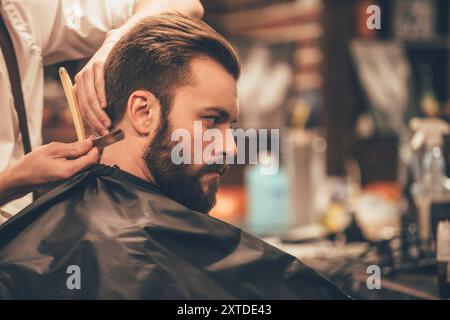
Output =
[{"x1": 126, "y1": 90, "x2": 160, "y2": 135}]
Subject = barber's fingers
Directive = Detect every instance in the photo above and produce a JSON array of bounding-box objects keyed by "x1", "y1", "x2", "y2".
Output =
[
  {"x1": 93, "y1": 61, "x2": 107, "y2": 109},
  {"x1": 74, "y1": 70, "x2": 110, "y2": 136},
  {"x1": 81, "y1": 66, "x2": 110, "y2": 128},
  {"x1": 64, "y1": 147, "x2": 99, "y2": 176},
  {"x1": 49, "y1": 138, "x2": 94, "y2": 159},
  {"x1": 88, "y1": 106, "x2": 109, "y2": 137},
  {"x1": 74, "y1": 78, "x2": 93, "y2": 130},
  {"x1": 189, "y1": 0, "x2": 205, "y2": 18}
]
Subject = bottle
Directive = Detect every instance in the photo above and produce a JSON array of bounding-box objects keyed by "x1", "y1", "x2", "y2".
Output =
[
  {"x1": 245, "y1": 152, "x2": 290, "y2": 235},
  {"x1": 419, "y1": 64, "x2": 440, "y2": 117},
  {"x1": 422, "y1": 127, "x2": 446, "y2": 196},
  {"x1": 401, "y1": 171, "x2": 420, "y2": 261},
  {"x1": 410, "y1": 118, "x2": 450, "y2": 241},
  {"x1": 437, "y1": 221, "x2": 450, "y2": 299}
]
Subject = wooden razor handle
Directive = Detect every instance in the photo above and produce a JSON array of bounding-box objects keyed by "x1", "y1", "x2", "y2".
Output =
[{"x1": 59, "y1": 67, "x2": 85, "y2": 142}]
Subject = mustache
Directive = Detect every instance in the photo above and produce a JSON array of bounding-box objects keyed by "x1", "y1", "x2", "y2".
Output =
[{"x1": 198, "y1": 163, "x2": 229, "y2": 176}]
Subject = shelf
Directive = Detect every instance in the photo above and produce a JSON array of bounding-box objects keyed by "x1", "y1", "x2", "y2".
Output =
[
  {"x1": 207, "y1": 0, "x2": 322, "y2": 34},
  {"x1": 401, "y1": 37, "x2": 450, "y2": 50}
]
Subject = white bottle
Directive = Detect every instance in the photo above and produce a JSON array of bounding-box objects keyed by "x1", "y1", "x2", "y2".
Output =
[
  {"x1": 422, "y1": 129, "x2": 446, "y2": 195},
  {"x1": 410, "y1": 118, "x2": 450, "y2": 240}
]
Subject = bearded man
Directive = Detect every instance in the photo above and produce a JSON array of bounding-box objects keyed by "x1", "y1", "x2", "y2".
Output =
[{"x1": 0, "y1": 14, "x2": 348, "y2": 300}]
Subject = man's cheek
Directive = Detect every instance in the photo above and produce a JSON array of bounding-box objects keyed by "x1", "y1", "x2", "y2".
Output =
[{"x1": 184, "y1": 163, "x2": 202, "y2": 176}]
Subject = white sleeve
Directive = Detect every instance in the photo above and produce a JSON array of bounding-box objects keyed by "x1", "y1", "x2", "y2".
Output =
[{"x1": 21, "y1": 0, "x2": 137, "y2": 65}]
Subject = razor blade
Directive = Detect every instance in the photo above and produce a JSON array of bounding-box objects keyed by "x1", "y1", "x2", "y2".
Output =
[{"x1": 93, "y1": 129, "x2": 124, "y2": 148}]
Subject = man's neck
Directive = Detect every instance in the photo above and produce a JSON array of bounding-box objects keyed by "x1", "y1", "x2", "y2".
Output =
[{"x1": 100, "y1": 138, "x2": 153, "y2": 183}]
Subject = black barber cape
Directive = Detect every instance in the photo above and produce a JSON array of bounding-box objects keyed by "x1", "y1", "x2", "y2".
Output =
[{"x1": 0, "y1": 165, "x2": 348, "y2": 299}]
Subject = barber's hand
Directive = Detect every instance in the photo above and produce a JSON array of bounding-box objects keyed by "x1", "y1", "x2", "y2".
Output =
[
  {"x1": 15, "y1": 138, "x2": 98, "y2": 189},
  {"x1": 74, "y1": 42, "x2": 115, "y2": 136},
  {"x1": 157, "y1": 0, "x2": 204, "y2": 18},
  {"x1": 0, "y1": 138, "x2": 99, "y2": 206}
]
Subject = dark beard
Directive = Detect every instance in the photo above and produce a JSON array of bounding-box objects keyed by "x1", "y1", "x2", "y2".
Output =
[{"x1": 143, "y1": 116, "x2": 228, "y2": 214}]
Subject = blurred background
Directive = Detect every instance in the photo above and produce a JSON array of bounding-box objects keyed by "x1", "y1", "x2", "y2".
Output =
[{"x1": 41, "y1": 0, "x2": 450, "y2": 299}]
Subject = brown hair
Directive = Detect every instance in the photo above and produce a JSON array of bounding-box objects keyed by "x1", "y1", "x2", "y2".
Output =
[{"x1": 104, "y1": 13, "x2": 241, "y2": 125}]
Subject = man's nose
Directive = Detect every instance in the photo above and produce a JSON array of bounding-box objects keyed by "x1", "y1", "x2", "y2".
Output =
[{"x1": 221, "y1": 129, "x2": 237, "y2": 160}]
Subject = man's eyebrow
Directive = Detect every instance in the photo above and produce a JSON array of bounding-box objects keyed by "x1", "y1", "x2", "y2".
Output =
[{"x1": 203, "y1": 106, "x2": 238, "y2": 123}]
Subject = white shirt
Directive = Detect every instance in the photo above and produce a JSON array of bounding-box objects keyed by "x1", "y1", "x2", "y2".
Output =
[{"x1": 0, "y1": 0, "x2": 137, "y2": 217}]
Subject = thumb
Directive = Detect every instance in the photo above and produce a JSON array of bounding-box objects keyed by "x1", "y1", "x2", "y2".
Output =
[
  {"x1": 65, "y1": 147, "x2": 100, "y2": 176},
  {"x1": 53, "y1": 138, "x2": 94, "y2": 159}
]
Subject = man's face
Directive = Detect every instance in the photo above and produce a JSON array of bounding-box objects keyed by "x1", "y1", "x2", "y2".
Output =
[{"x1": 144, "y1": 57, "x2": 238, "y2": 213}]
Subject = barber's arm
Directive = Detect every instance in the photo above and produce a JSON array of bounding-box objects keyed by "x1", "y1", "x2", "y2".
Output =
[
  {"x1": 0, "y1": 139, "x2": 98, "y2": 207},
  {"x1": 74, "y1": 0, "x2": 204, "y2": 135}
]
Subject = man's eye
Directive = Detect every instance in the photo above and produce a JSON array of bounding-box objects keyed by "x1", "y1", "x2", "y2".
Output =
[{"x1": 204, "y1": 116, "x2": 220, "y2": 126}]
